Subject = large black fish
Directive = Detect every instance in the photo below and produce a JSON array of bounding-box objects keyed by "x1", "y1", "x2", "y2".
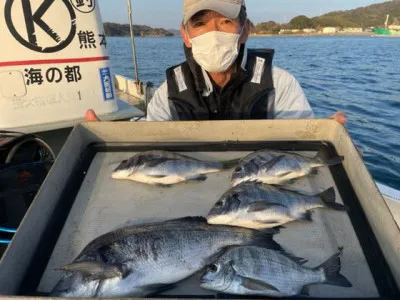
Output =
[{"x1": 51, "y1": 217, "x2": 281, "y2": 298}]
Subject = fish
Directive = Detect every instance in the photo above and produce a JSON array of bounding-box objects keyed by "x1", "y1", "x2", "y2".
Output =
[
  {"x1": 112, "y1": 150, "x2": 239, "y2": 186},
  {"x1": 231, "y1": 149, "x2": 344, "y2": 186},
  {"x1": 200, "y1": 246, "x2": 352, "y2": 297},
  {"x1": 50, "y1": 217, "x2": 282, "y2": 298},
  {"x1": 207, "y1": 182, "x2": 347, "y2": 229}
]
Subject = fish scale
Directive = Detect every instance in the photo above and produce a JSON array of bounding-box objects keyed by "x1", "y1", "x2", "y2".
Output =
[{"x1": 51, "y1": 217, "x2": 281, "y2": 298}]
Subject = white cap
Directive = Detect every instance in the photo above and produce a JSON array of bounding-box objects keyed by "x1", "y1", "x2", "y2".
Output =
[{"x1": 183, "y1": 0, "x2": 245, "y2": 24}]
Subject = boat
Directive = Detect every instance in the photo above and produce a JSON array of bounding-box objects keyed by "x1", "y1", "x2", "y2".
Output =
[
  {"x1": 0, "y1": 0, "x2": 151, "y2": 135},
  {"x1": 373, "y1": 28, "x2": 400, "y2": 36},
  {"x1": 1, "y1": 120, "x2": 400, "y2": 298},
  {"x1": 0, "y1": 0, "x2": 152, "y2": 254},
  {"x1": 377, "y1": 183, "x2": 400, "y2": 227},
  {"x1": 0, "y1": 0, "x2": 397, "y2": 226},
  {"x1": 373, "y1": 14, "x2": 400, "y2": 36},
  {"x1": 0, "y1": 1, "x2": 399, "y2": 297}
]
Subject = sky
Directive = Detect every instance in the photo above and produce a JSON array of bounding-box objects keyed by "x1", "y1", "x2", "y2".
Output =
[{"x1": 98, "y1": 0, "x2": 387, "y2": 29}]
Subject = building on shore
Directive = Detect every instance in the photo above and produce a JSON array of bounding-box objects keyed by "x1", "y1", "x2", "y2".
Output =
[
  {"x1": 303, "y1": 28, "x2": 317, "y2": 33},
  {"x1": 279, "y1": 29, "x2": 300, "y2": 34},
  {"x1": 341, "y1": 27, "x2": 363, "y2": 33},
  {"x1": 323, "y1": 27, "x2": 337, "y2": 34}
]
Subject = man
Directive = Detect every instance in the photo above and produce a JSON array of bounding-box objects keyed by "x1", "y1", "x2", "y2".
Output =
[{"x1": 87, "y1": 0, "x2": 347, "y2": 123}]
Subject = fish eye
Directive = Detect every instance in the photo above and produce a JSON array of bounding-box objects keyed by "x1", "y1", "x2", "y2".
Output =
[
  {"x1": 215, "y1": 201, "x2": 224, "y2": 208},
  {"x1": 208, "y1": 264, "x2": 218, "y2": 273},
  {"x1": 231, "y1": 193, "x2": 240, "y2": 200},
  {"x1": 234, "y1": 166, "x2": 242, "y2": 172}
]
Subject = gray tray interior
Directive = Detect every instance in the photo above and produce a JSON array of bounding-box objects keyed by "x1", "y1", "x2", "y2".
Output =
[{"x1": 37, "y1": 150, "x2": 378, "y2": 298}]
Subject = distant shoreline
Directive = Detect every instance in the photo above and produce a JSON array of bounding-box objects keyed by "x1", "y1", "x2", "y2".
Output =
[
  {"x1": 107, "y1": 33, "x2": 399, "y2": 38},
  {"x1": 250, "y1": 32, "x2": 379, "y2": 37}
]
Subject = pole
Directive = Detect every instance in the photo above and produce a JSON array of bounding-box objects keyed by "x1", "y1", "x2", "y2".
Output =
[
  {"x1": 127, "y1": 0, "x2": 140, "y2": 83},
  {"x1": 385, "y1": 14, "x2": 389, "y2": 30}
]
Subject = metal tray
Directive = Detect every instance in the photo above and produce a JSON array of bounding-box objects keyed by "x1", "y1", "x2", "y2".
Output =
[{"x1": 0, "y1": 120, "x2": 399, "y2": 300}]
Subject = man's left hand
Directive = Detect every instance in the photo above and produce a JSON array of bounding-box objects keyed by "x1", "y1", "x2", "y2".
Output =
[
  {"x1": 329, "y1": 111, "x2": 348, "y2": 125},
  {"x1": 85, "y1": 109, "x2": 100, "y2": 122}
]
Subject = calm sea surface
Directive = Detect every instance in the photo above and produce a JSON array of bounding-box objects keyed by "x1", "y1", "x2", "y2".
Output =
[{"x1": 108, "y1": 36, "x2": 400, "y2": 190}]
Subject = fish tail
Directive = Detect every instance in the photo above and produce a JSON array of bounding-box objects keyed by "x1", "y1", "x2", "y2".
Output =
[
  {"x1": 317, "y1": 249, "x2": 352, "y2": 288},
  {"x1": 314, "y1": 151, "x2": 344, "y2": 167},
  {"x1": 319, "y1": 188, "x2": 348, "y2": 211},
  {"x1": 220, "y1": 158, "x2": 241, "y2": 170},
  {"x1": 251, "y1": 231, "x2": 283, "y2": 252}
]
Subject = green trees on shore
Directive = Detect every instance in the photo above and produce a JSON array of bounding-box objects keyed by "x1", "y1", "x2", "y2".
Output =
[{"x1": 253, "y1": 0, "x2": 400, "y2": 34}]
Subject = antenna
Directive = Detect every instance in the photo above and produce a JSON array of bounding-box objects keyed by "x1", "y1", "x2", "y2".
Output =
[
  {"x1": 126, "y1": 0, "x2": 140, "y2": 86},
  {"x1": 385, "y1": 14, "x2": 389, "y2": 30}
]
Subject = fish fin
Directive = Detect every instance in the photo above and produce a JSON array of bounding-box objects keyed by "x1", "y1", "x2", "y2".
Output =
[
  {"x1": 314, "y1": 151, "x2": 344, "y2": 167},
  {"x1": 154, "y1": 183, "x2": 173, "y2": 188},
  {"x1": 185, "y1": 174, "x2": 208, "y2": 181},
  {"x1": 247, "y1": 201, "x2": 287, "y2": 213},
  {"x1": 301, "y1": 285, "x2": 311, "y2": 296},
  {"x1": 316, "y1": 249, "x2": 352, "y2": 288},
  {"x1": 251, "y1": 231, "x2": 283, "y2": 251},
  {"x1": 55, "y1": 261, "x2": 130, "y2": 280},
  {"x1": 254, "y1": 220, "x2": 282, "y2": 226},
  {"x1": 280, "y1": 252, "x2": 309, "y2": 266},
  {"x1": 148, "y1": 175, "x2": 168, "y2": 178},
  {"x1": 273, "y1": 225, "x2": 285, "y2": 232},
  {"x1": 263, "y1": 225, "x2": 285, "y2": 234},
  {"x1": 174, "y1": 216, "x2": 207, "y2": 223},
  {"x1": 221, "y1": 158, "x2": 241, "y2": 169},
  {"x1": 253, "y1": 226, "x2": 283, "y2": 234},
  {"x1": 298, "y1": 211, "x2": 313, "y2": 222},
  {"x1": 239, "y1": 276, "x2": 280, "y2": 292},
  {"x1": 142, "y1": 283, "x2": 177, "y2": 296},
  {"x1": 284, "y1": 178, "x2": 299, "y2": 185},
  {"x1": 142, "y1": 157, "x2": 171, "y2": 168},
  {"x1": 260, "y1": 155, "x2": 286, "y2": 170},
  {"x1": 319, "y1": 187, "x2": 348, "y2": 211}
]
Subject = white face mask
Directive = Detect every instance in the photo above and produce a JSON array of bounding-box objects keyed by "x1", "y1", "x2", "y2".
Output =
[{"x1": 189, "y1": 29, "x2": 242, "y2": 73}]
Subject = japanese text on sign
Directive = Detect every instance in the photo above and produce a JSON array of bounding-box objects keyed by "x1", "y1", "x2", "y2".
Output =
[
  {"x1": 70, "y1": 0, "x2": 96, "y2": 13},
  {"x1": 25, "y1": 66, "x2": 82, "y2": 85},
  {"x1": 99, "y1": 67, "x2": 114, "y2": 101},
  {"x1": 77, "y1": 31, "x2": 107, "y2": 49}
]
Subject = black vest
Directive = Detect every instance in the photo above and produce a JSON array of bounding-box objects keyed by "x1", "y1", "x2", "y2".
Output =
[{"x1": 166, "y1": 48, "x2": 275, "y2": 121}]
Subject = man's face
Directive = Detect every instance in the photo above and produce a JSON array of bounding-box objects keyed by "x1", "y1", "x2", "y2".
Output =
[{"x1": 181, "y1": 10, "x2": 249, "y2": 48}]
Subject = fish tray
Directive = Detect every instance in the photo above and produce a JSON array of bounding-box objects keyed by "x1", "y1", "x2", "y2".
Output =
[{"x1": 0, "y1": 120, "x2": 399, "y2": 300}]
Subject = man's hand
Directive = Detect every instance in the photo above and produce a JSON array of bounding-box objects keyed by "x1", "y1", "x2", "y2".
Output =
[
  {"x1": 329, "y1": 111, "x2": 348, "y2": 125},
  {"x1": 85, "y1": 109, "x2": 100, "y2": 122}
]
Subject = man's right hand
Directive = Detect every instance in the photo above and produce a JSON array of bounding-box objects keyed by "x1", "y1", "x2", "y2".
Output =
[
  {"x1": 85, "y1": 109, "x2": 100, "y2": 122},
  {"x1": 329, "y1": 111, "x2": 348, "y2": 125}
]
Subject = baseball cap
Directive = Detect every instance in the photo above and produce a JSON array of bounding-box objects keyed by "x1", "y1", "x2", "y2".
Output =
[{"x1": 183, "y1": 0, "x2": 246, "y2": 24}]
